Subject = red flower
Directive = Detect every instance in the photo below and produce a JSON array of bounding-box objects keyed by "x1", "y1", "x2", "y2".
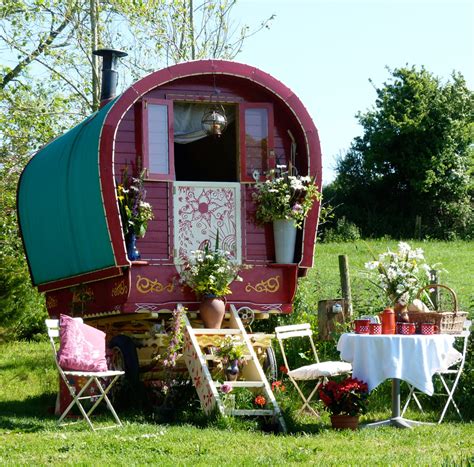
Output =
[
  {"x1": 318, "y1": 377, "x2": 369, "y2": 417},
  {"x1": 254, "y1": 395, "x2": 266, "y2": 407},
  {"x1": 279, "y1": 365, "x2": 288, "y2": 374},
  {"x1": 272, "y1": 380, "x2": 286, "y2": 392}
]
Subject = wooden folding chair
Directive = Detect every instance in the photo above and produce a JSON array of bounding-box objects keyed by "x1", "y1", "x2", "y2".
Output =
[
  {"x1": 46, "y1": 319, "x2": 125, "y2": 431},
  {"x1": 401, "y1": 320, "x2": 471, "y2": 424},
  {"x1": 275, "y1": 324, "x2": 352, "y2": 416}
]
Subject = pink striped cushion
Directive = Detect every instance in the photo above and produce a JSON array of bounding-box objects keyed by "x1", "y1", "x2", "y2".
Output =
[{"x1": 57, "y1": 314, "x2": 108, "y2": 372}]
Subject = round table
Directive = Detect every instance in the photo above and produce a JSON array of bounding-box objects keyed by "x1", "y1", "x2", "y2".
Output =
[{"x1": 337, "y1": 333, "x2": 461, "y2": 428}]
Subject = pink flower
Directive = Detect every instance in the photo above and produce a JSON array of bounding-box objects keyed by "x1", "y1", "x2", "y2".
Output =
[{"x1": 220, "y1": 383, "x2": 233, "y2": 394}]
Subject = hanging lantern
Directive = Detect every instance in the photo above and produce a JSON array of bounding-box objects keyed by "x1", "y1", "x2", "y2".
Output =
[{"x1": 201, "y1": 105, "x2": 227, "y2": 137}]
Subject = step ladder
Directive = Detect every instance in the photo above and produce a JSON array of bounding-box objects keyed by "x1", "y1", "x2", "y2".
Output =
[{"x1": 183, "y1": 304, "x2": 287, "y2": 433}]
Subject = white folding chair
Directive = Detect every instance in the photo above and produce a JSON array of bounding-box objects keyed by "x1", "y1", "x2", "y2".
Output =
[
  {"x1": 275, "y1": 323, "x2": 352, "y2": 416},
  {"x1": 401, "y1": 320, "x2": 471, "y2": 423},
  {"x1": 46, "y1": 319, "x2": 125, "y2": 431}
]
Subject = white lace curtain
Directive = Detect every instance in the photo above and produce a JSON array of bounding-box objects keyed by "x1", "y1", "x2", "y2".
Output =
[{"x1": 174, "y1": 103, "x2": 234, "y2": 144}]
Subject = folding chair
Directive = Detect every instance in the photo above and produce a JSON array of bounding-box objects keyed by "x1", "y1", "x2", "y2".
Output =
[
  {"x1": 46, "y1": 318, "x2": 125, "y2": 431},
  {"x1": 401, "y1": 320, "x2": 471, "y2": 424},
  {"x1": 275, "y1": 323, "x2": 352, "y2": 416}
]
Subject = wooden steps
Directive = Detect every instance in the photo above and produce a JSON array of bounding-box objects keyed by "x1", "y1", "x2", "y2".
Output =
[{"x1": 182, "y1": 304, "x2": 286, "y2": 433}]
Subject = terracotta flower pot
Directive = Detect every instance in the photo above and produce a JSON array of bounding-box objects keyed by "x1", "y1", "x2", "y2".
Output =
[
  {"x1": 199, "y1": 296, "x2": 226, "y2": 329},
  {"x1": 330, "y1": 414, "x2": 359, "y2": 430}
]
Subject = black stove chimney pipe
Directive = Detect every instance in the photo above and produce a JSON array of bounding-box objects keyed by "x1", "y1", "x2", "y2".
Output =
[{"x1": 92, "y1": 48, "x2": 128, "y2": 102}]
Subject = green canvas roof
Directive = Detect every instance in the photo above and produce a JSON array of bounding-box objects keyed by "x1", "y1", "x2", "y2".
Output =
[{"x1": 18, "y1": 99, "x2": 120, "y2": 286}]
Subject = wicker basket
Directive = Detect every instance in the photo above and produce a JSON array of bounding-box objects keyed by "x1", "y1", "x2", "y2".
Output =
[{"x1": 407, "y1": 284, "x2": 467, "y2": 335}]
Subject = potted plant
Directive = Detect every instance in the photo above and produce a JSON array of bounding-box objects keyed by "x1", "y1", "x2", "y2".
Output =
[
  {"x1": 179, "y1": 237, "x2": 244, "y2": 328},
  {"x1": 117, "y1": 167, "x2": 154, "y2": 260},
  {"x1": 214, "y1": 335, "x2": 247, "y2": 380},
  {"x1": 252, "y1": 165, "x2": 320, "y2": 263},
  {"x1": 364, "y1": 242, "x2": 433, "y2": 320},
  {"x1": 318, "y1": 377, "x2": 369, "y2": 430}
]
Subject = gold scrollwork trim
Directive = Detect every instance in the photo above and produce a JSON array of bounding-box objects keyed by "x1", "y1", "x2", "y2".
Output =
[
  {"x1": 245, "y1": 276, "x2": 280, "y2": 293},
  {"x1": 111, "y1": 280, "x2": 128, "y2": 297},
  {"x1": 72, "y1": 286, "x2": 94, "y2": 303},
  {"x1": 136, "y1": 275, "x2": 174, "y2": 294},
  {"x1": 46, "y1": 295, "x2": 58, "y2": 309}
]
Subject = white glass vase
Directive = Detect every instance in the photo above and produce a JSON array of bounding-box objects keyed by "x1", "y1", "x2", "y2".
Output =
[{"x1": 273, "y1": 219, "x2": 297, "y2": 264}]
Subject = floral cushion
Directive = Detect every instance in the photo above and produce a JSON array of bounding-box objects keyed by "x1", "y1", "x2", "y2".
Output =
[
  {"x1": 288, "y1": 361, "x2": 352, "y2": 380},
  {"x1": 57, "y1": 314, "x2": 108, "y2": 372}
]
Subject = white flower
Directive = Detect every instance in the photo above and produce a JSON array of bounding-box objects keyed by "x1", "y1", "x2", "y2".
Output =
[
  {"x1": 364, "y1": 261, "x2": 379, "y2": 270},
  {"x1": 398, "y1": 242, "x2": 411, "y2": 255}
]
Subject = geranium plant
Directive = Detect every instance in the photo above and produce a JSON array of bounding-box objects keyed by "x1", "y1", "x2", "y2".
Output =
[
  {"x1": 117, "y1": 166, "x2": 154, "y2": 238},
  {"x1": 179, "y1": 237, "x2": 244, "y2": 298},
  {"x1": 252, "y1": 165, "x2": 320, "y2": 228},
  {"x1": 319, "y1": 377, "x2": 369, "y2": 416},
  {"x1": 254, "y1": 394, "x2": 267, "y2": 408},
  {"x1": 364, "y1": 242, "x2": 433, "y2": 305}
]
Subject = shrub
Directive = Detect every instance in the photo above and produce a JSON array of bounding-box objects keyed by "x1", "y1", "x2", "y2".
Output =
[{"x1": 323, "y1": 217, "x2": 361, "y2": 243}]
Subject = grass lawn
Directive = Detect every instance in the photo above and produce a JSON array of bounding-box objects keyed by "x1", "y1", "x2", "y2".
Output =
[
  {"x1": 0, "y1": 342, "x2": 473, "y2": 465},
  {"x1": 1, "y1": 240, "x2": 473, "y2": 464}
]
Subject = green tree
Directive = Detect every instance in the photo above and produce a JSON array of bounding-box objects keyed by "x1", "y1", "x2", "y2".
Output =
[
  {"x1": 0, "y1": 81, "x2": 74, "y2": 339},
  {"x1": 328, "y1": 66, "x2": 473, "y2": 239},
  {"x1": 1, "y1": 1, "x2": 274, "y2": 110}
]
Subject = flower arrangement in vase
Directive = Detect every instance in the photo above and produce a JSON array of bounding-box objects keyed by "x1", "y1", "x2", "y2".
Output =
[
  {"x1": 117, "y1": 166, "x2": 154, "y2": 260},
  {"x1": 364, "y1": 242, "x2": 434, "y2": 320},
  {"x1": 214, "y1": 335, "x2": 247, "y2": 381},
  {"x1": 252, "y1": 165, "x2": 320, "y2": 263},
  {"x1": 178, "y1": 235, "x2": 244, "y2": 328},
  {"x1": 319, "y1": 377, "x2": 369, "y2": 430}
]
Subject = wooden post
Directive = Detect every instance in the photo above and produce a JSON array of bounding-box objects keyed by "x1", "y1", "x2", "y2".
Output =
[
  {"x1": 338, "y1": 255, "x2": 353, "y2": 318},
  {"x1": 318, "y1": 301, "x2": 329, "y2": 340},
  {"x1": 414, "y1": 215, "x2": 422, "y2": 239},
  {"x1": 318, "y1": 299, "x2": 346, "y2": 340}
]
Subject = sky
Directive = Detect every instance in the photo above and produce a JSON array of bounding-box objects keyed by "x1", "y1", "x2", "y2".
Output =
[{"x1": 233, "y1": 0, "x2": 474, "y2": 184}]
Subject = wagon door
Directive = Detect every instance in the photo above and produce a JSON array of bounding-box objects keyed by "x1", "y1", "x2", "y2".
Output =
[{"x1": 173, "y1": 182, "x2": 242, "y2": 264}]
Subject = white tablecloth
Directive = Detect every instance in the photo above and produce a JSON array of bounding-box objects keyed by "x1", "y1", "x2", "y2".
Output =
[{"x1": 337, "y1": 333, "x2": 462, "y2": 395}]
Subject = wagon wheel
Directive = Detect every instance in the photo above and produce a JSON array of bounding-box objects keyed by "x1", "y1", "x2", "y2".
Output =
[
  {"x1": 108, "y1": 335, "x2": 141, "y2": 408},
  {"x1": 262, "y1": 345, "x2": 278, "y2": 383},
  {"x1": 237, "y1": 306, "x2": 255, "y2": 329}
]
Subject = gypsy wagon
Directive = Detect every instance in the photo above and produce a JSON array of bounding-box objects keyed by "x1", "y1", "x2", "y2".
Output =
[{"x1": 17, "y1": 52, "x2": 322, "y2": 419}]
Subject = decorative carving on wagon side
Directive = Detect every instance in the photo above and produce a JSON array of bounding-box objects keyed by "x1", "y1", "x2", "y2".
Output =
[
  {"x1": 46, "y1": 295, "x2": 58, "y2": 310},
  {"x1": 245, "y1": 276, "x2": 280, "y2": 293},
  {"x1": 111, "y1": 280, "x2": 129, "y2": 297},
  {"x1": 173, "y1": 183, "x2": 242, "y2": 264},
  {"x1": 136, "y1": 275, "x2": 174, "y2": 294}
]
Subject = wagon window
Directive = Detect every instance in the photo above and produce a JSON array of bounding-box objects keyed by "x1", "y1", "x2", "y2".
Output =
[
  {"x1": 239, "y1": 103, "x2": 274, "y2": 182},
  {"x1": 142, "y1": 99, "x2": 174, "y2": 180}
]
